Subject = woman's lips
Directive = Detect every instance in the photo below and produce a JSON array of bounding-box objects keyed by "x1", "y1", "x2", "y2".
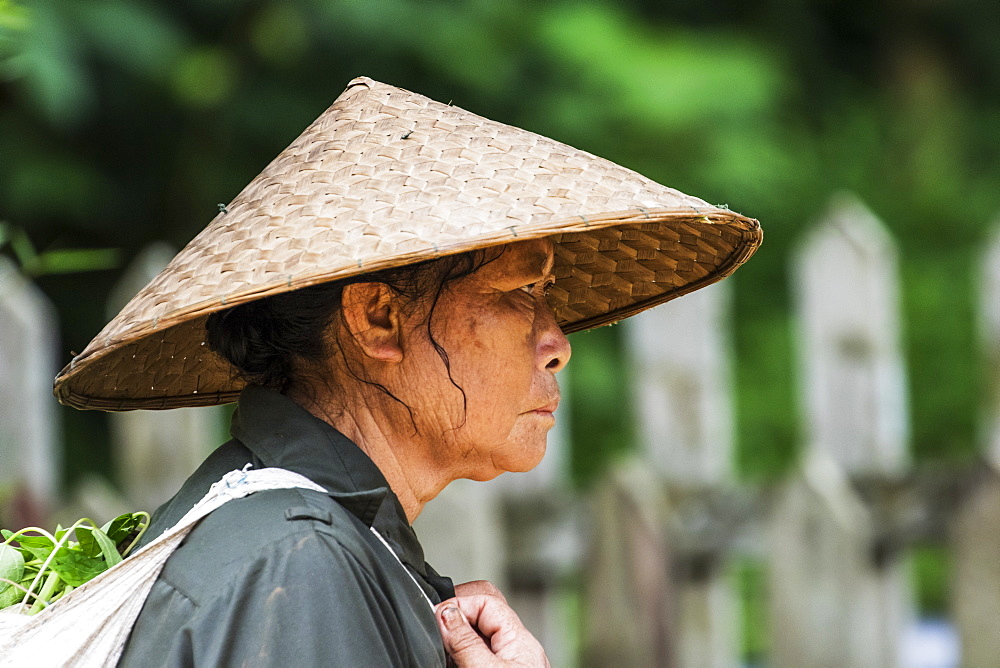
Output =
[{"x1": 527, "y1": 400, "x2": 559, "y2": 417}]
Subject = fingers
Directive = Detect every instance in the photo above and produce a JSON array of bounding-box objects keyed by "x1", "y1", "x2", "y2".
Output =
[
  {"x1": 447, "y1": 594, "x2": 522, "y2": 641},
  {"x1": 453, "y1": 579, "x2": 507, "y2": 602},
  {"x1": 437, "y1": 595, "x2": 549, "y2": 667},
  {"x1": 436, "y1": 601, "x2": 498, "y2": 667}
]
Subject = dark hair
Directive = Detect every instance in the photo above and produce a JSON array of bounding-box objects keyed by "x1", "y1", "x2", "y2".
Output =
[{"x1": 205, "y1": 249, "x2": 499, "y2": 402}]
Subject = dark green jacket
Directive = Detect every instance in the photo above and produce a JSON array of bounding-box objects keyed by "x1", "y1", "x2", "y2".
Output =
[{"x1": 119, "y1": 386, "x2": 454, "y2": 667}]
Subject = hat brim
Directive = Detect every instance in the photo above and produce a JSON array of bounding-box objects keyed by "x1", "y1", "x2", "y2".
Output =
[{"x1": 55, "y1": 208, "x2": 758, "y2": 411}]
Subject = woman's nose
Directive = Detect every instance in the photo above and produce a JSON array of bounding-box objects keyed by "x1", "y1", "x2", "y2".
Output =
[{"x1": 536, "y1": 301, "x2": 571, "y2": 373}]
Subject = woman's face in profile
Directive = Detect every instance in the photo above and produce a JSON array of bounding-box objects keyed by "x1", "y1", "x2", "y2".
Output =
[{"x1": 396, "y1": 238, "x2": 572, "y2": 481}]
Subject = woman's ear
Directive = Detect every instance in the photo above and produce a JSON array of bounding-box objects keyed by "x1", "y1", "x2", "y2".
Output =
[{"x1": 339, "y1": 282, "x2": 404, "y2": 363}]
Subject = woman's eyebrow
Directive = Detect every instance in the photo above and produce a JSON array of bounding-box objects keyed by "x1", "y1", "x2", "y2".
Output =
[
  {"x1": 521, "y1": 250, "x2": 554, "y2": 277},
  {"x1": 510, "y1": 265, "x2": 554, "y2": 284}
]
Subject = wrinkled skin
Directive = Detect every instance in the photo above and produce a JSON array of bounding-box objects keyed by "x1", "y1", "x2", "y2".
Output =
[
  {"x1": 293, "y1": 238, "x2": 569, "y2": 666},
  {"x1": 436, "y1": 582, "x2": 550, "y2": 668}
]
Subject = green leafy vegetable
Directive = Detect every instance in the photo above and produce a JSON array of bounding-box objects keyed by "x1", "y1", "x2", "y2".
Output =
[
  {"x1": 103, "y1": 512, "x2": 149, "y2": 555},
  {"x1": 0, "y1": 542, "x2": 25, "y2": 607},
  {"x1": 0, "y1": 511, "x2": 149, "y2": 615}
]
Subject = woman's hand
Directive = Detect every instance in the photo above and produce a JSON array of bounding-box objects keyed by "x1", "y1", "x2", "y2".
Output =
[{"x1": 436, "y1": 581, "x2": 549, "y2": 667}]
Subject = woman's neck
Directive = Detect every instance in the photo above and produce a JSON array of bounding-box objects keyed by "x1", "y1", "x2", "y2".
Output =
[{"x1": 291, "y1": 386, "x2": 451, "y2": 523}]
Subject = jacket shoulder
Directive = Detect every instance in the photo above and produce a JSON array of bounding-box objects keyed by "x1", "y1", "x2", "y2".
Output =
[{"x1": 160, "y1": 487, "x2": 377, "y2": 604}]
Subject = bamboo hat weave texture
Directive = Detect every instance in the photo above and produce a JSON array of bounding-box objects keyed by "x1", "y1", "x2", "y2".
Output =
[{"x1": 54, "y1": 76, "x2": 762, "y2": 411}]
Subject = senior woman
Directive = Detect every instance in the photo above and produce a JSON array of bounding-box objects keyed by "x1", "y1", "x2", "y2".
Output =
[{"x1": 54, "y1": 77, "x2": 761, "y2": 666}]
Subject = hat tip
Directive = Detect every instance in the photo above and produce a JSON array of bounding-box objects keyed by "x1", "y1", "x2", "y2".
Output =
[{"x1": 346, "y1": 76, "x2": 374, "y2": 91}]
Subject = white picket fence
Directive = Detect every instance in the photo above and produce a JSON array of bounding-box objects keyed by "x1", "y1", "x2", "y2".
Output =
[
  {"x1": 0, "y1": 256, "x2": 59, "y2": 528},
  {"x1": 2, "y1": 193, "x2": 999, "y2": 666}
]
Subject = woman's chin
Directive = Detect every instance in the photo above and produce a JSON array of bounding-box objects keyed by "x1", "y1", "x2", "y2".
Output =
[{"x1": 496, "y1": 438, "x2": 549, "y2": 476}]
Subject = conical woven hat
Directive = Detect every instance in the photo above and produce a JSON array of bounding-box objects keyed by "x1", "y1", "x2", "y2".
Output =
[{"x1": 55, "y1": 76, "x2": 761, "y2": 411}]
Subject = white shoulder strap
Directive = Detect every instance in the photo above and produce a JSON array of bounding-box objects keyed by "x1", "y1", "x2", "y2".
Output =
[
  {"x1": 0, "y1": 466, "x2": 326, "y2": 667},
  {"x1": 171, "y1": 465, "x2": 327, "y2": 532}
]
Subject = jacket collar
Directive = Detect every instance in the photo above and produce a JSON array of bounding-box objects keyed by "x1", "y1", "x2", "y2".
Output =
[{"x1": 230, "y1": 385, "x2": 431, "y2": 578}]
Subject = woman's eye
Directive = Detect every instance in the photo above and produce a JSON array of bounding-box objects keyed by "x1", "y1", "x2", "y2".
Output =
[{"x1": 519, "y1": 281, "x2": 555, "y2": 296}]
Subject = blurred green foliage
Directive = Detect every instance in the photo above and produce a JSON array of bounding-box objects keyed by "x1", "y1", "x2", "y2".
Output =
[
  {"x1": 0, "y1": 0, "x2": 998, "y2": 489},
  {"x1": 0, "y1": 221, "x2": 119, "y2": 277},
  {"x1": 733, "y1": 558, "x2": 769, "y2": 664},
  {"x1": 912, "y1": 544, "x2": 951, "y2": 616}
]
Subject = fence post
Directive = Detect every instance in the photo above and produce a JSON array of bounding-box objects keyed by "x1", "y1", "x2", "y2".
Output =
[
  {"x1": 951, "y1": 467, "x2": 1000, "y2": 666},
  {"x1": 0, "y1": 257, "x2": 60, "y2": 528},
  {"x1": 772, "y1": 193, "x2": 913, "y2": 667},
  {"x1": 950, "y1": 221, "x2": 1000, "y2": 665},
  {"x1": 583, "y1": 459, "x2": 674, "y2": 667},
  {"x1": 629, "y1": 282, "x2": 734, "y2": 486},
  {"x1": 624, "y1": 281, "x2": 738, "y2": 667},
  {"x1": 794, "y1": 194, "x2": 909, "y2": 475},
  {"x1": 980, "y1": 222, "x2": 1000, "y2": 468},
  {"x1": 107, "y1": 243, "x2": 225, "y2": 511}
]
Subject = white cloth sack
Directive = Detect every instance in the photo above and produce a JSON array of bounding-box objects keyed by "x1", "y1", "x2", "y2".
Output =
[{"x1": 0, "y1": 467, "x2": 325, "y2": 667}]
